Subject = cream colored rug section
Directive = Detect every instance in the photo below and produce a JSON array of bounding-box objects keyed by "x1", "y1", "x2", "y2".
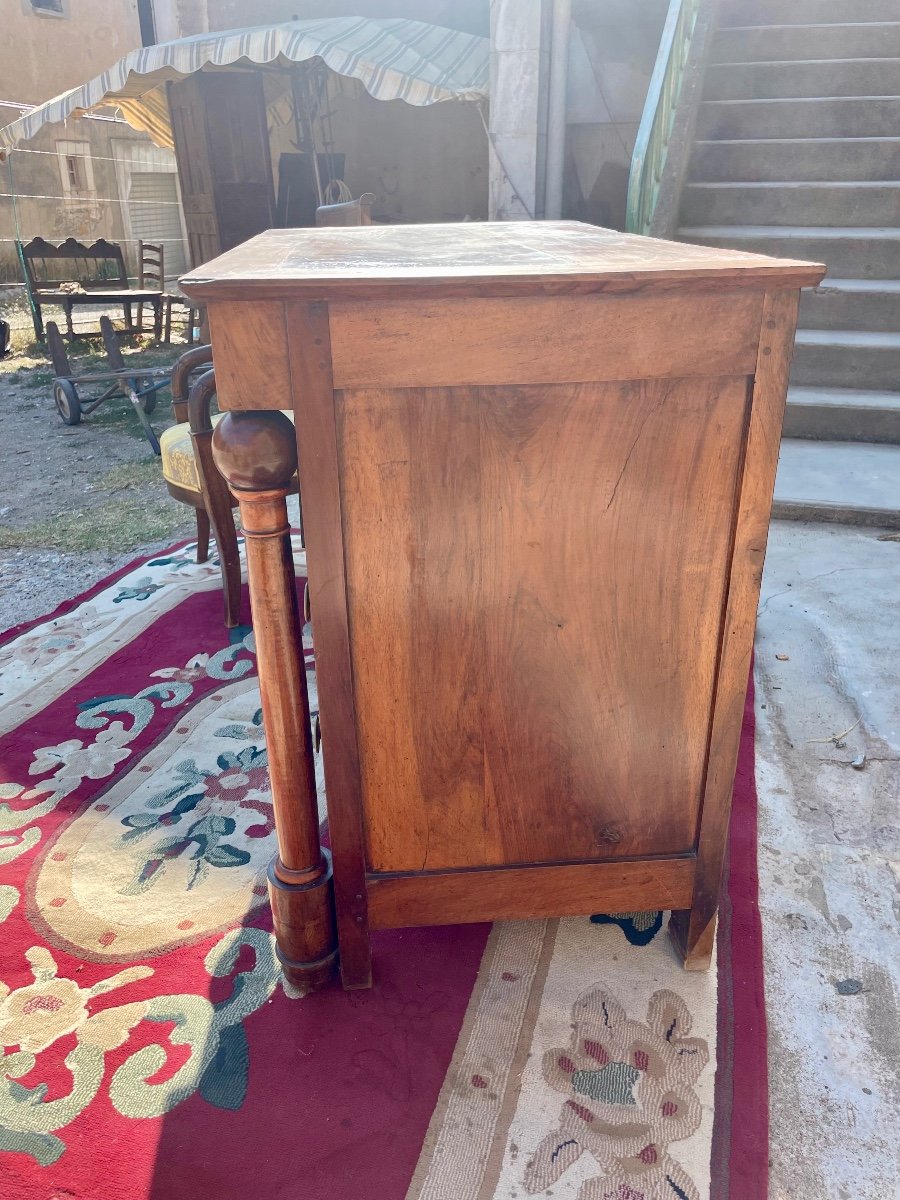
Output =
[{"x1": 409, "y1": 913, "x2": 717, "y2": 1200}]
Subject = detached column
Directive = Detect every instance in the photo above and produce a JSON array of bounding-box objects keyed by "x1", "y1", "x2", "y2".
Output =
[{"x1": 212, "y1": 410, "x2": 337, "y2": 993}]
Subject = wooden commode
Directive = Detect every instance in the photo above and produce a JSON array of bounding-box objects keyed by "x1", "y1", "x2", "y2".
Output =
[{"x1": 181, "y1": 221, "x2": 824, "y2": 991}]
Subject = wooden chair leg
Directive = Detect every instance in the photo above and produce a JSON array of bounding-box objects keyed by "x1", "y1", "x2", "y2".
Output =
[
  {"x1": 195, "y1": 506, "x2": 211, "y2": 563},
  {"x1": 164, "y1": 299, "x2": 172, "y2": 345},
  {"x1": 206, "y1": 487, "x2": 243, "y2": 628},
  {"x1": 219, "y1": 512, "x2": 244, "y2": 630}
]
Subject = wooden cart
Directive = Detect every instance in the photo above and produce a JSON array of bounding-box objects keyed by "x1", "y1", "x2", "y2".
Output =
[{"x1": 46, "y1": 317, "x2": 171, "y2": 455}]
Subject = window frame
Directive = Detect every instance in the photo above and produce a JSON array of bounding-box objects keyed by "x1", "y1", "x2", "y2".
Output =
[
  {"x1": 28, "y1": 0, "x2": 68, "y2": 17},
  {"x1": 56, "y1": 140, "x2": 95, "y2": 197}
]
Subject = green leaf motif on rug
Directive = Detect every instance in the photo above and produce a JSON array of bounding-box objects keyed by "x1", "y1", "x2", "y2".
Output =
[
  {"x1": 0, "y1": 826, "x2": 40, "y2": 866},
  {"x1": 199, "y1": 1023, "x2": 250, "y2": 1111},
  {"x1": 109, "y1": 928, "x2": 280, "y2": 1119},
  {"x1": 572, "y1": 1062, "x2": 640, "y2": 1106},
  {"x1": 0, "y1": 1122, "x2": 66, "y2": 1168},
  {"x1": 589, "y1": 910, "x2": 664, "y2": 947},
  {"x1": 0, "y1": 929, "x2": 283, "y2": 1164},
  {"x1": 523, "y1": 987, "x2": 709, "y2": 1200},
  {"x1": 2, "y1": 637, "x2": 260, "y2": 841},
  {"x1": 117, "y1": 746, "x2": 270, "y2": 895}
]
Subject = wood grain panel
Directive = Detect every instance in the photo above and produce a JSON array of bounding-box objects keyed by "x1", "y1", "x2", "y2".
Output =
[
  {"x1": 337, "y1": 390, "x2": 500, "y2": 872},
  {"x1": 207, "y1": 300, "x2": 290, "y2": 411},
  {"x1": 339, "y1": 376, "x2": 750, "y2": 874},
  {"x1": 367, "y1": 856, "x2": 696, "y2": 929},
  {"x1": 328, "y1": 292, "x2": 763, "y2": 389}
]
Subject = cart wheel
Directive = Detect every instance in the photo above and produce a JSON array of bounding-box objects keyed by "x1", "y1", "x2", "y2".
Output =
[{"x1": 53, "y1": 379, "x2": 82, "y2": 425}]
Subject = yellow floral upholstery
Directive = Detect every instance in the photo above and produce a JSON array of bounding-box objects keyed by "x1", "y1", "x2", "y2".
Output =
[
  {"x1": 160, "y1": 410, "x2": 297, "y2": 493},
  {"x1": 160, "y1": 415, "x2": 223, "y2": 492}
]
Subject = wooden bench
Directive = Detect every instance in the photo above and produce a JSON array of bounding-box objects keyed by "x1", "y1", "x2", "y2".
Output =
[{"x1": 19, "y1": 237, "x2": 163, "y2": 341}]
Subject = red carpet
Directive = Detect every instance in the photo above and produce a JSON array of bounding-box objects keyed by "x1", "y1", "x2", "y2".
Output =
[{"x1": 0, "y1": 541, "x2": 767, "y2": 1200}]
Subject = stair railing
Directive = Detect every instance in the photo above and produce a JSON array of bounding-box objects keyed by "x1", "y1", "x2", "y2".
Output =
[{"x1": 626, "y1": 0, "x2": 702, "y2": 236}]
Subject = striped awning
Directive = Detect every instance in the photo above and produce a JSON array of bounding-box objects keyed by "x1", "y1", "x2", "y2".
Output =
[{"x1": 0, "y1": 18, "x2": 488, "y2": 153}]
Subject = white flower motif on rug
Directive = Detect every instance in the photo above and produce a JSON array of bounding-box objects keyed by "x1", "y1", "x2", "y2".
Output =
[
  {"x1": 523, "y1": 988, "x2": 708, "y2": 1200},
  {"x1": 406, "y1": 916, "x2": 717, "y2": 1200},
  {"x1": 29, "y1": 726, "x2": 132, "y2": 787}
]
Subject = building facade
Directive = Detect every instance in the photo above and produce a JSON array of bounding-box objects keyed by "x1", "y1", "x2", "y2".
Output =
[{"x1": 0, "y1": 1, "x2": 186, "y2": 284}]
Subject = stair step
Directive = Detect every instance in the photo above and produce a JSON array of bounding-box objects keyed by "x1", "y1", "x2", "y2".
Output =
[
  {"x1": 719, "y1": 0, "x2": 900, "y2": 27},
  {"x1": 697, "y1": 96, "x2": 900, "y2": 141},
  {"x1": 678, "y1": 225, "x2": 900, "y2": 279},
  {"x1": 705, "y1": 58, "x2": 900, "y2": 101},
  {"x1": 785, "y1": 387, "x2": 900, "y2": 442},
  {"x1": 792, "y1": 329, "x2": 900, "y2": 390},
  {"x1": 713, "y1": 23, "x2": 900, "y2": 64},
  {"x1": 801, "y1": 279, "x2": 900, "y2": 332},
  {"x1": 690, "y1": 137, "x2": 900, "y2": 183},
  {"x1": 682, "y1": 181, "x2": 900, "y2": 227},
  {"x1": 773, "y1": 439, "x2": 900, "y2": 528}
]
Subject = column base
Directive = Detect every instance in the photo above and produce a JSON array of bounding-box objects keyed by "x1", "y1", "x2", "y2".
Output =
[
  {"x1": 275, "y1": 944, "x2": 339, "y2": 993},
  {"x1": 267, "y1": 852, "x2": 338, "y2": 993}
]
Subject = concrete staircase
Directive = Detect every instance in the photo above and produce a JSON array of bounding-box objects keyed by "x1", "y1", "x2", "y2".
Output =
[{"x1": 678, "y1": 0, "x2": 900, "y2": 527}]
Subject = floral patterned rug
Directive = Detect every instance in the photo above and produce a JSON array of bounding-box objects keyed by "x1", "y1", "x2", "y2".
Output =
[{"x1": 0, "y1": 542, "x2": 768, "y2": 1200}]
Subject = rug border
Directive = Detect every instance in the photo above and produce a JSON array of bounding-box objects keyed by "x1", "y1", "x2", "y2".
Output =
[
  {"x1": 0, "y1": 539, "x2": 195, "y2": 646},
  {"x1": 710, "y1": 679, "x2": 769, "y2": 1200}
]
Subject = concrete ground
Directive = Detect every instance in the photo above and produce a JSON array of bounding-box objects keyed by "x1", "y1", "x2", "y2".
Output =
[{"x1": 755, "y1": 521, "x2": 899, "y2": 1199}]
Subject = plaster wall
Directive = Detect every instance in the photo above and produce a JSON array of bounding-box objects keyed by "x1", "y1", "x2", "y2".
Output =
[
  {"x1": 488, "y1": 0, "x2": 551, "y2": 220},
  {"x1": 1, "y1": 118, "x2": 122, "y2": 282},
  {"x1": 2, "y1": 0, "x2": 142, "y2": 105},
  {"x1": 203, "y1": 0, "x2": 488, "y2": 36},
  {"x1": 489, "y1": 0, "x2": 667, "y2": 227},
  {"x1": 565, "y1": 0, "x2": 667, "y2": 228}
]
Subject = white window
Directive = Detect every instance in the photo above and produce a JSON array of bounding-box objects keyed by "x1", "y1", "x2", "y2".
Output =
[
  {"x1": 56, "y1": 140, "x2": 95, "y2": 196},
  {"x1": 30, "y1": 0, "x2": 66, "y2": 15}
]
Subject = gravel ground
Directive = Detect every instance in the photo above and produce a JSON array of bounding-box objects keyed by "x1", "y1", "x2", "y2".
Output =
[
  {"x1": 0, "y1": 546, "x2": 170, "y2": 632},
  {"x1": 0, "y1": 290, "x2": 195, "y2": 633}
]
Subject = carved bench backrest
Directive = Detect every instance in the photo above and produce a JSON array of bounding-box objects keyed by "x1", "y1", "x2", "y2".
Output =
[{"x1": 19, "y1": 237, "x2": 129, "y2": 294}]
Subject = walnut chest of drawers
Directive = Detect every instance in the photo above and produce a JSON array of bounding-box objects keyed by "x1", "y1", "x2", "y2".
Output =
[{"x1": 182, "y1": 221, "x2": 823, "y2": 990}]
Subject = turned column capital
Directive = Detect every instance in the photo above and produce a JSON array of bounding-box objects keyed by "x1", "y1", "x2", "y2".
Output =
[{"x1": 211, "y1": 410, "x2": 297, "y2": 493}]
